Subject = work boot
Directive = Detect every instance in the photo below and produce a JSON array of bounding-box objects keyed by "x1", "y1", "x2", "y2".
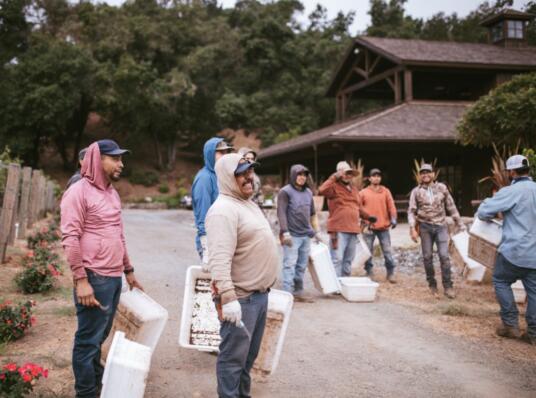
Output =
[
  {"x1": 521, "y1": 332, "x2": 536, "y2": 345},
  {"x1": 444, "y1": 287, "x2": 456, "y2": 299},
  {"x1": 293, "y1": 291, "x2": 315, "y2": 303},
  {"x1": 496, "y1": 324, "x2": 521, "y2": 339},
  {"x1": 430, "y1": 286, "x2": 440, "y2": 299},
  {"x1": 386, "y1": 273, "x2": 397, "y2": 284}
]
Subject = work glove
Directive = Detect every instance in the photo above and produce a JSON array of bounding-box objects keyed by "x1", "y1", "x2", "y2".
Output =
[
  {"x1": 391, "y1": 218, "x2": 397, "y2": 229},
  {"x1": 222, "y1": 300, "x2": 242, "y2": 327},
  {"x1": 458, "y1": 224, "x2": 467, "y2": 232},
  {"x1": 368, "y1": 216, "x2": 378, "y2": 224},
  {"x1": 280, "y1": 232, "x2": 293, "y2": 247},
  {"x1": 313, "y1": 232, "x2": 322, "y2": 244},
  {"x1": 200, "y1": 236, "x2": 209, "y2": 272}
]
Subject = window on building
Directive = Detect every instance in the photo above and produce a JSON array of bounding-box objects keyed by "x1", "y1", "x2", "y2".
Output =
[
  {"x1": 491, "y1": 21, "x2": 504, "y2": 42},
  {"x1": 507, "y1": 20, "x2": 524, "y2": 39}
]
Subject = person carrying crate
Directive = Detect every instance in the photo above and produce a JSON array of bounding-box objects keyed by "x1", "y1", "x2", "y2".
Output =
[
  {"x1": 277, "y1": 164, "x2": 319, "y2": 302},
  {"x1": 205, "y1": 153, "x2": 278, "y2": 398},
  {"x1": 477, "y1": 154, "x2": 536, "y2": 345}
]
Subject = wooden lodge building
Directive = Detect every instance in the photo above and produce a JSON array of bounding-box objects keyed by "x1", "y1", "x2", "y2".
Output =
[{"x1": 258, "y1": 10, "x2": 536, "y2": 216}]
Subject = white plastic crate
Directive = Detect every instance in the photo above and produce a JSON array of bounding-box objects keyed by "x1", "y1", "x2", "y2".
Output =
[
  {"x1": 100, "y1": 331, "x2": 152, "y2": 398},
  {"x1": 470, "y1": 217, "x2": 502, "y2": 246},
  {"x1": 179, "y1": 267, "x2": 294, "y2": 376},
  {"x1": 338, "y1": 277, "x2": 379, "y2": 302},
  {"x1": 308, "y1": 242, "x2": 341, "y2": 294},
  {"x1": 101, "y1": 288, "x2": 169, "y2": 363},
  {"x1": 352, "y1": 235, "x2": 372, "y2": 271},
  {"x1": 451, "y1": 231, "x2": 487, "y2": 283},
  {"x1": 512, "y1": 280, "x2": 527, "y2": 304}
]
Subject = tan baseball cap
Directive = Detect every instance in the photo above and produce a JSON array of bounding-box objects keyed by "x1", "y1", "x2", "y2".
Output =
[{"x1": 336, "y1": 161, "x2": 358, "y2": 176}]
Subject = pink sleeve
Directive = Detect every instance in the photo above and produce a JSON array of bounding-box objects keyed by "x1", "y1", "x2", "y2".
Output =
[{"x1": 60, "y1": 187, "x2": 87, "y2": 280}]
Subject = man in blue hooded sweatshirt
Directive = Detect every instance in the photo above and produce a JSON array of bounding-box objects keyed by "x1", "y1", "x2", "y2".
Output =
[{"x1": 192, "y1": 137, "x2": 234, "y2": 264}]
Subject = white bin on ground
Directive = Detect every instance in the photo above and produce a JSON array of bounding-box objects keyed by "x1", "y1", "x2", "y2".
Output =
[
  {"x1": 100, "y1": 331, "x2": 152, "y2": 398},
  {"x1": 308, "y1": 242, "x2": 341, "y2": 294},
  {"x1": 451, "y1": 231, "x2": 487, "y2": 283},
  {"x1": 180, "y1": 266, "x2": 294, "y2": 376},
  {"x1": 512, "y1": 280, "x2": 527, "y2": 304},
  {"x1": 338, "y1": 277, "x2": 379, "y2": 302}
]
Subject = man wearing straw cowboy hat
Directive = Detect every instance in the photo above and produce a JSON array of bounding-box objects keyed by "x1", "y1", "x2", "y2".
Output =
[
  {"x1": 408, "y1": 163, "x2": 465, "y2": 299},
  {"x1": 206, "y1": 153, "x2": 278, "y2": 398},
  {"x1": 477, "y1": 154, "x2": 536, "y2": 345},
  {"x1": 319, "y1": 161, "x2": 376, "y2": 277}
]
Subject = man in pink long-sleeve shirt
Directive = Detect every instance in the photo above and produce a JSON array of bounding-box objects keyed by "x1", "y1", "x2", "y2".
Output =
[{"x1": 61, "y1": 139, "x2": 143, "y2": 398}]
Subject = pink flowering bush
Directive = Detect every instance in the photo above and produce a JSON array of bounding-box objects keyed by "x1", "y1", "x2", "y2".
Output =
[
  {"x1": 27, "y1": 223, "x2": 61, "y2": 249},
  {"x1": 0, "y1": 362, "x2": 48, "y2": 397},
  {"x1": 0, "y1": 301, "x2": 36, "y2": 343},
  {"x1": 15, "y1": 249, "x2": 62, "y2": 294}
]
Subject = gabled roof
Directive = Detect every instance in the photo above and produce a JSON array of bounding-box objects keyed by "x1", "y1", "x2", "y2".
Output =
[
  {"x1": 327, "y1": 36, "x2": 536, "y2": 96},
  {"x1": 480, "y1": 9, "x2": 534, "y2": 26},
  {"x1": 258, "y1": 102, "x2": 470, "y2": 160}
]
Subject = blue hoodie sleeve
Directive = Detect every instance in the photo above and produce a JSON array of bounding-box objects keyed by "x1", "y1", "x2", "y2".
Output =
[
  {"x1": 477, "y1": 186, "x2": 516, "y2": 220},
  {"x1": 192, "y1": 173, "x2": 214, "y2": 237}
]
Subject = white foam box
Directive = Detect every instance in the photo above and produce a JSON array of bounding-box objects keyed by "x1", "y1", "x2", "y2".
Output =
[
  {"x1": 338, "y1": 277, "x2": 379, "y2": 302},
  {"x1": 308, "y1": 242, "x2": 341, "y2": 294},
  {"x1": 451, "y1": 231, "x2": 487, "y2": 283},
  {"x1": 100, "y1": 331, "x2": 152, "y2": 398},
  {"x1": 180, "y1": 266, "x2": 294, "y2": 376},
  {"x1": 352, "y1": 235, "x2": 372, "y2": 272},
  {"x1": 469, "y1": 217, "x2": 502, "y2": 246},
  {"x1": 101, "y1": 288, "x2": 168, "y2": 362},
  {"x1": 512, "y1": 280, "x2": 527, "y2": 304}
]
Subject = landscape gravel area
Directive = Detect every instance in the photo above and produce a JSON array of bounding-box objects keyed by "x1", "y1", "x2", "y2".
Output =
[{"x1": 123, "y1": 209, "x2": 536, "y2": 398}]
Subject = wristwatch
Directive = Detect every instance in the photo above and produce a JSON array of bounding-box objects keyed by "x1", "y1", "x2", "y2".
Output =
[{"x1": 124, "y1": 268, "x2": 134, "y2": 275}]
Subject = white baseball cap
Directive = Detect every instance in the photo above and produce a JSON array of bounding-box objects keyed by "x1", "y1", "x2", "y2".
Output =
[
  {"x1": 505, "y1": 155, "x2": 529, "y2": 170},
  {"x1": 336, "y1": 161, "x2": 358, "y2": 175}
]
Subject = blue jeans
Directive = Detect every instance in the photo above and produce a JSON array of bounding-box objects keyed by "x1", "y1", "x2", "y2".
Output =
[
  {"x1": 419, "y1": 223, "x2": 452, "y2": 289},
  {"x1": 493, "y1": 253, "x2": 536, "y2": 337},
  {"x1": 217, "y1": 291, "x2": 268, "y2": 398},
  {"x1": 73, "y1": 271, "x2": 122, "y2": 398},
  {"x1": 363, "y1": 229, "x2": 395, "y2": 274},
  {"x1": 329, "y1": 232, "x2": 357, "y2": 277},
  {"x1": 282, "y1": 235, "x2": 311, "y2": 293}
]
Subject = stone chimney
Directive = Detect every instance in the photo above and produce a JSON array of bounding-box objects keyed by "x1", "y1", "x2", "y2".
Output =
[{"x1": 480, "y1": 9, "x2": 534, "y2": 48}]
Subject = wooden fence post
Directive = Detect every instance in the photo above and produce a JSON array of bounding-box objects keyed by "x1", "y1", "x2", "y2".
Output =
[
  {"x1": 27, "y1": 169, "x2": 42, "y2": 228},
  {"x1": 17, "y1": 167, "x2": 32, "y2": 239},
  {"x1": 0, "y1": 164, "x2": 21, "y2": 263},
  {"x1": 46, "y1": 181, "x2": 56, "y2": 212},
  {"x1": 7, "y1": 171, "x2": 21, "y2": 245},
  {"x1": 38, "y1": 175, "x2": 46, "y2": 219}
]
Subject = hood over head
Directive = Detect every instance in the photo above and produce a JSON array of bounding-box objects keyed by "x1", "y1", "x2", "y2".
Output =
[
  {"x1": 290, "y1": 164, "x2": 310, "y2": 189},
  {"x1": 81, "y1": 142, "x2": 109, "y2": 190},
  {"x1": 215, "y1": 153, "x2": 249, "y2": 200},
  {"x1": 203, "y1": 137, "x2": 224, "y2": 172}
]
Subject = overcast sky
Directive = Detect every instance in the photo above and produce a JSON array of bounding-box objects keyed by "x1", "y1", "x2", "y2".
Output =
[{"x1": 100, "y1": 0, "x2": 529, "y2": 33}]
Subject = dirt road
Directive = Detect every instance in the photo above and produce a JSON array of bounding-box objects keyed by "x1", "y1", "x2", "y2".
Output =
[{"x1": 123, "y1": 210, "x2": 536, "y2": 398}]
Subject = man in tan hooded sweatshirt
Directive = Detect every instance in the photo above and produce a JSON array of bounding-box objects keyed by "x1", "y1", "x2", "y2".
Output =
[{"x1": 206, "y1": 153, "x2": 278, "y2": 398}]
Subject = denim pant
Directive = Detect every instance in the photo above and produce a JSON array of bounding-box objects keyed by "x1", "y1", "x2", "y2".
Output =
[
  {"x1": 73, "y1": 271, "x2": 122, "y2": 398},
  {"x1": 329, "y1": 232, "x2": 357, "y2": 277},
  {"x1": 419, "y1": 223, "x2": 453, "y2": 289},
  {"x1": 493, "y1": 253, "x2": 536, "y2": 337},
  {"x1": 363, "y1": 229, "x2": 395, "y2": 275},
  {"x1": 217, "y1": 291, "x2": 268, "y2": 398},
  {"x1": 282, "y1": 235, "x2": 311, "y2": 293}
]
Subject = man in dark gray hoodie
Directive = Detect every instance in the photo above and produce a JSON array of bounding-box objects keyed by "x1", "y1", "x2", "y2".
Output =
[{"x1": 277, "y1": 164, "x2": 319, "y2": 302}]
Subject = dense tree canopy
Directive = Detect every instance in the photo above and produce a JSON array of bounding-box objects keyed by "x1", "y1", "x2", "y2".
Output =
[
  {"x1": 0, "y1": 0, "x2": 534, "y2": 169},
  {"x1": 457, "y1": 73, "x2": 536, "y2": 148}
]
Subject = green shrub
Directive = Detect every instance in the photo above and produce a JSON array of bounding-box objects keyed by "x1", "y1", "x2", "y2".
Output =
[
  {"x1": 129, "y1": 170, "x2": 159, "y2": 187},
  {"x1": 0, "y1": 361, "x2": 48, "y2": 396},
  {"x1": 0, "y1": 300, "x2": 35, "y2": 343},
  {"x1": 15, "y1": 249, "x2": 62, "y2": 294},
  {"x1": 158, "y1": 183, "x2": 170, "y2": 194},
  {"x1": 27, "y1": 224, "x2": 61, "y2": 249},
  {"x1": 522, "y1": 148, "x2": 536, "y2": 177}
]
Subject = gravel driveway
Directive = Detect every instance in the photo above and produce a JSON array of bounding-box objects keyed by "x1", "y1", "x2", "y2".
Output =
[{"x1": 123, "y1": 209, "x2": 536, "y2": 398}]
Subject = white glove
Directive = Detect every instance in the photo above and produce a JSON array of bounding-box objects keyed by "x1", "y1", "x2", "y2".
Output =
[
  {"x1": 459, "y1": 224, "x2": 467, "y2": 232},
  {"x1": 281, "y1": 232, "x2": 293, "y2": 247},
  {"x1": 200, "y1": 235, "x2": 209, "y2": 271},
  {"x1": 313, "y1": 232, "x2": 322, "y2": 244},
  {"x1": 222, "y1": 300, "x2": 242, "y2": 327}
]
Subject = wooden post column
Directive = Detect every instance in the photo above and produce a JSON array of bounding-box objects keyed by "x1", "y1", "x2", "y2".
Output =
[{"x1": 0, "y1": 164, "x2": 21, "y2": 262}]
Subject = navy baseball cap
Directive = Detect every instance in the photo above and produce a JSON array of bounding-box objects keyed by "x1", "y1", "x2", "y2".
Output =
[
  {"x1": 97, "y1": 139, "x2": 130, "y2": 156},
  {"x1": 234, "y1": 159, "x2": 260, "y2": 176}
]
